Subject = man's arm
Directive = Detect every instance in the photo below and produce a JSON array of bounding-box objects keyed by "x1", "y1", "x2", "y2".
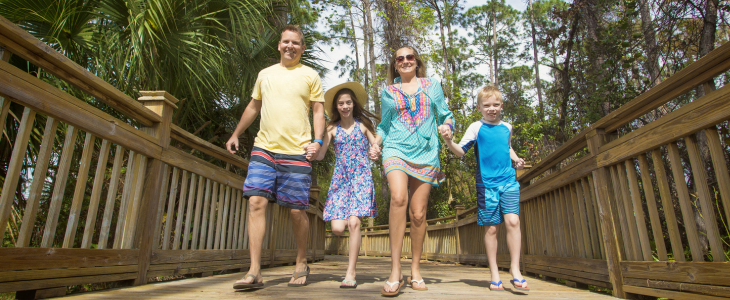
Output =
[
  {"x1": 226, "y1": 99, "x2": 262, "y2": 154},
  {"x1": 305, "y1": 101, "x2": 325, "y2": 160}
]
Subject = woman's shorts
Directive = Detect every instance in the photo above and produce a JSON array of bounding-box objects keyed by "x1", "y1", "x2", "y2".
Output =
[
  {"x1": 242, "y1": 147, "x2": 311, "y2": 209},
  {"x1": 477, "y1": 180, "x2": 520, "y2": 226}
]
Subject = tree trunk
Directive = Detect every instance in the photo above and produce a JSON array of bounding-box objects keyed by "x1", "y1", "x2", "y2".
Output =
[
  {"x1": 637, "y1": 0, "x2": 660, "y2": 87},
  {"x1": 362, "y1": 5, "x2": 370, "y2": 99},
  {"x1": 365, "y1": 0, "x2": 379, "y2": 113},
  {"x1": 492, "y1": 1, "x2": 498, "y2": 86},
  {"x1": 347, "y1": 0, "x2": 361, "y2": 83},
  {"x1": 557, "y1": 13, "x2": 580, "y2": 143},
  {"x1": 528, "y1": 0, "x2": 544, "y2": 118}
]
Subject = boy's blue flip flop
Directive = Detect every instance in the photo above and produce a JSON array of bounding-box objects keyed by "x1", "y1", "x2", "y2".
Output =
[
  {"x1": 489, "y1": 280, "x2": 504, "y2": 291},
  {"x1": 510, "y1": 278, "x2": 530, "y2": 292}
]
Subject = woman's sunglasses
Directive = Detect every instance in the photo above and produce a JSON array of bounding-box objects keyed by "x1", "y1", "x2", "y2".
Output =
[{"x1": 395, "y1": 54, "x2": 416, "y2": 62}]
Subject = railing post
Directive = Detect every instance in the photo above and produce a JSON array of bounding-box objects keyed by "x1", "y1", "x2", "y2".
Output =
[
  {"x1": 586, "y1": 128, "x2": 626, "y2": 298},
  {"x1": 133, "y1": 91, "x2": 178, "y2": 285},
  {"x1": 455, "y1": 204, "x2": 464, "y2": 263}
]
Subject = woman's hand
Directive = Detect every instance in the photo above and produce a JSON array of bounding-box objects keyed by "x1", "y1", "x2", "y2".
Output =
[
  {"x1": 438, "y1": 125, "x2": 452, "y2": 141},
  {"x1": 369, "y1": 144, "x2": 382, "y2": 160}
]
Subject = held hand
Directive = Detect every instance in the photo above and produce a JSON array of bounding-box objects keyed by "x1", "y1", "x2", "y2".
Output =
[
  {"x1": 438, "y1": 125, "x2": 452, "y2": 141},
  {"x1": 304, "y1": 142, "x2": 320, "y2": 161},
  {"x1": 514, "y1": 158, "x2": 526, "y2": 170},
  {"x1": 369, "y1": 144, "x2": 381, "y2": 160},
  {"x1": 226, "y1": 136, "x2": 239, "y2": 154}
]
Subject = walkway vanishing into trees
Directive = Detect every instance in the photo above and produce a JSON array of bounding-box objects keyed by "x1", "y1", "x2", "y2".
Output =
[{"x1": 0, "y1": 14, "x2": 729, "y2": 300}]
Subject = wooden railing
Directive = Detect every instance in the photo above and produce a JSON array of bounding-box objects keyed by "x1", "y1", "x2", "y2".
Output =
[
  {"x1": 0, "y1": 16, "x2": 325, "y2": 298},
  {"x1": 327, "y1": 42, "x2": 730, "y2": 299}
]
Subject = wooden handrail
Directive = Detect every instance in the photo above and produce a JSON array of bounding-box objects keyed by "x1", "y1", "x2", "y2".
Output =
[{"x1": 171, "y1": 124, "x2": 250, "y2": 170}]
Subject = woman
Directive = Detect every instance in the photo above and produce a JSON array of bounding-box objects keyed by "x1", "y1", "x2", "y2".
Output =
[{"x1": 374, "y1": 46, "x2": 454, "y2": 296}]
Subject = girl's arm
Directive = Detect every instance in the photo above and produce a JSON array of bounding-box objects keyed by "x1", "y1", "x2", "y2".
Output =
[
  {"x1": 362, "y1": 124, "x2": 381, "y2": 160},
  {"x1": 315, "y1": 125, "x2": 334, "y2": 161}
]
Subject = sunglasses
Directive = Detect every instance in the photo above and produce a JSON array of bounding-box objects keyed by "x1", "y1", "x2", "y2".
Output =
[{"x1": 395, "y1": 54, "x2": 416, "y2": 62}]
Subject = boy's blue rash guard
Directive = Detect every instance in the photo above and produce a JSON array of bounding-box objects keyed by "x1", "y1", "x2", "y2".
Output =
[{"x1": 457, "y1": 120, "x2": 516, "y2": 188}]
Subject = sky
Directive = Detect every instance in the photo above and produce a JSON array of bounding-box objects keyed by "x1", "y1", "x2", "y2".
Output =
[{"x1": 316, "y1": 0, "x2": 531, "y2": 89}]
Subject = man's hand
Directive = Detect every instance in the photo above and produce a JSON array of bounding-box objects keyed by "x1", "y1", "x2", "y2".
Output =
[
  {"x1": 226, "y1": 136, "x2": 239, "y2": 154},
  {"x1": 514, "y1": 158, "x2": 526, "y2": 170},
  {"x1": 438, "y1": 125, "x2": 452, "y2": 141}
]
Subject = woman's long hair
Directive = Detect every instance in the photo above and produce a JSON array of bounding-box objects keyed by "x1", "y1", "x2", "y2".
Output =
[
  {"x1": 387, "y1": 46, "x2": 427, "y2": 85},
  {"x1": 328, "y1": 88, "x2": 380, "y2": 135}
]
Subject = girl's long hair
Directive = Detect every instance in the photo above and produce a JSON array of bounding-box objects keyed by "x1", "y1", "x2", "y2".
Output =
[
  {"x1": 328, "y1": 88, "x2": 380, "y2": 134},
  {"x1": 387, "y1": 46, "x2": 427, "y2": 85}
]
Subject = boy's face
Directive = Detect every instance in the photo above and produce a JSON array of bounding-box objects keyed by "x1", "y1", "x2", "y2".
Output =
[
  {"x1": 278, "y1": 30, "x2": 304, "y2": 63},
  {"x1": 479, "y1": 95, "x2": 502, "y2": 123}
]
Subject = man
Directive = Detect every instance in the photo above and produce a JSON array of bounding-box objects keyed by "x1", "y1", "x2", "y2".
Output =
[{"x1": 227, "y1": 24, "x2": 324, "y2": 288}]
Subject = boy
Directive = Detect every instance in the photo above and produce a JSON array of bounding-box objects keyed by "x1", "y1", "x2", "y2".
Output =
[
  {"x1": 441, "y1": 85, "x2": 529, "y2": 292},
  {"x1": 226, "y1": 25, "x2": 325, "y2": 289}
]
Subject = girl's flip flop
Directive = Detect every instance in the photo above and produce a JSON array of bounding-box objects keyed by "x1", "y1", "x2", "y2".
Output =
[
  {"x1": 381, "y1": 280, "x2": 405, "y2": 297},
  {"x1": 489, "y1": 280, "x2": 505, "y2": 291},
  {"x1": 407, "y1": 276, "x2": 428, "y2": 291},
  {"x1": 340, "y1": 280, "x2": 357, "y2": 289},
  {"x1": 510, "y1": 278, "x2": 530, "y2": 292}
]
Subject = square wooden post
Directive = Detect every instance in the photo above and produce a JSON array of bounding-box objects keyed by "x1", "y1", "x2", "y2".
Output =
[
  {"x1": 455, "y1": 204, "x2": 464, "y2": 263},
  {"x1": 133, "y1": 91, "x2": 178, "y2": 285},
  {"x1": 586, "y1": 129, "x2": 626, "y2": 298}
]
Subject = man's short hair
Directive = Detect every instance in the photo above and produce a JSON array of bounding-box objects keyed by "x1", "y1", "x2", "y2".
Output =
[
  {"x1": 281, "y1": 25, "x2": 305, "y2": 45},
  {"x1": 477, "y1": 85, "x2": 503, "y2": 105}
]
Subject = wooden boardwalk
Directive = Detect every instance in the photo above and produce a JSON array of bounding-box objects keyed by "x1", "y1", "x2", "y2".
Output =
[{"x1": 61, "y1": 256, "x2": 617, "y2": 299}]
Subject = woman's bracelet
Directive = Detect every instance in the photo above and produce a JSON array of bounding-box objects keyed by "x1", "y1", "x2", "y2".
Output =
[{"x1": 445, "y1": 122, "x2": 454, "y2": 133}]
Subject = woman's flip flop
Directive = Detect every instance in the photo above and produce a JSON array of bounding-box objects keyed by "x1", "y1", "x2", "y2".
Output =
[
  {"x1": 233, "y1": 274, "x2": 264, "y2": 290},
  {"x1": 510, "y1": 278, "x2": 530, "y2": 292},
  {"x1": 489, "y1": 280, "x2": 505, "y2": 291},
  {"x1": 288, "y1": 265, "x2": 310, "y2": 287},
  {"x1": 340, "y1": 280, "x2": 357, "y2": 289},
  {"x1": 381, "y1": 280, "x2": 405, "y2": 297},
  {"x1": 407, "y1": 276, "x2": 428, "y2": 291}
]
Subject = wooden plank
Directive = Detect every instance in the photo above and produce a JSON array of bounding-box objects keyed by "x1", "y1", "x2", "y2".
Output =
[
  {"x1": 705, "y1": 129, "x2": 730, "y2": 235},
  {"x1": 134, "y1": 158, "x2": 168, "y2": 285},
  {"x1": 81, "y1": 139, "x2": 111, "y2": 248},
  {"x1": 160, "y1": 147, "x2": 245, "y2": 190},
  {"x1": 0, "y1": 20, "x2": 161, "y2": 126},
  {"x1": 214, "y1": 183, "x2": 225, "y2": 249},
  {"x1": 523, "y1": 255, "x2": 609, "y2": 275},
  {"x1": 62, "y1": 132, "x2": 96, "y2": 248},
  {"x1": 237, "y1": 192, "x2": 247, "y2": 249},
  {"x1": 571, "y1": 182, "x2": 590, "y2": 258},
  {"x1": 525, "y1": 263, "x2": 610, "y2": 283},
  {"x1": 0, "y1": 97, "x2": 10, "y2": 144},
  {"x1": 597, "y1": 83, "x2": 730, "y2": 167},
  {"x1": 561, "y1": 187, "x2": 578, "y2": 257},
  {"x1": 170, "y1": 124, "x2": 249, "y2": 170},
  {"x1": 609, "y1": 165, "x2": 630, "y2": 260},
  {"x1": 517, "y1": 131, "x2": 589, "y2": 184},
  {"x1": 623, "y1": 277, "x2": 730, "y2": 298},
  {"x1": 121, "y1": 154, "x2": 147, "y2": 249},
  {"x1": 520, "y1": 155, "x2": 596, "y2": 201},
  {"x1": 151, "y1": 164, "x2": 171, "y2": 250},
  {"x1": 181, "y1": 173, "x2": 197, "y2": 250},
  {"x1": 617, "y1": 163, "x2": 643, "y2": 261},
  {"x1": 623, "y1": 285, "x2": 729, "y2": 300},
  {"x1": 41, "y1": 125, "x2": 78, "y2": 248},
  {"x1": 150, "y1": 249, "x2": 250, "y2": 264},
  {"x1": 652, "y1": 148, "x2": 686, "y2": 261},
  {"x1": 637, "y1": 154, "x2": 668, "y2": 261},
  {"x1": 0, "y1": 272, "x2": 137, "y2": 294},
  {"x1": 98, "y1": 145, "x2": 124, "y2": 249},
  {"x1": 624, "y1": 159, "x2": 653, "y2": 261},
  {"x1": 668, "y1": 142, "x2": 704, "y2": 261},
  {"x1": 574, "y1": 180, "x2": 594, "y2": 258},
  {"x1": 242, "y1": 194, "x2": 249, "y2": 250},
  {"x1": 114, "y1": 151, "x2": 136, "y2": 249},
  {"x1": 206, "y1": 181, "x2": 219, "y2": 250},
  {"x1": 621, "y1": 261, "x2": 730, "y2": 286},
  {"x1": 0, "y1": 248, "x2": 138, "y2": 271},
  {"x1": 0, "y1": 60, "x2": 161, "y2": 158},
  {"x1": 16, "y1": 117, "x2": 58, "y2": 247},
  {"x1": 685, "y1": 134, "x2": 725, "y2": 262},
  {"x1": 0, "y1": 107, "x2": 35, "y2": 240},
  {"x1": 161, "y1": 167, "x2": 180, "y2": 250},
  {"x1": 524, "y1": 265, "x2": 611, "y2": 288},
  {"x1": 199, "y1": 179, "x2": 212, "y2": 250},
  {"x1": 172, "y1": 170, "x2": 189, "y2": 250},
  {"x1": 586, "y1": 175, "x2": 606, "y2": 259},
  {"x1": 231, "y1": 191, "x2": 241, "y2": 249},
  {"x1": 0, "y1": 265, "x2": 137, "y2": 283},
  {"x1": 191, "y1": 174, "x2": 206, "y2": 250},
  {"x1": 220, "y1": 186, "x2": 231, "y2": 249}
]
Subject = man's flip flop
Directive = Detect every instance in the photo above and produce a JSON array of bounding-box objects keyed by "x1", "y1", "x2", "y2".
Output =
[
  {"x1": 489, "y1": 280, "x2": 505, "y2": 291},
  {"x1": 407, "y1": 276, "x2": 428, "y2": 291},
  {"x1": 510, "y1": 278, "x2": 530, "y2": 292},
  {"x1": 340, "y1": 280, "x2": 357, "y2": 289},
  {"x1": 288, "y1": 265, "x2": 310, "y2": 287},
  {"x1": 380, "y1": 280, "x2": 405, "y2": 297},
  {"x1": 233, "y1": 274, "x2": 264, "y2": 290}
]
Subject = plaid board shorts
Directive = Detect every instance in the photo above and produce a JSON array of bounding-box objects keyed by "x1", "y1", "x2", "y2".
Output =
[
  {"x1": 242, "y1": 147, "x2": 311, "y2": 210},
  {"x1": 477, "y1": 180, "x2": 520, "y2": 226}
]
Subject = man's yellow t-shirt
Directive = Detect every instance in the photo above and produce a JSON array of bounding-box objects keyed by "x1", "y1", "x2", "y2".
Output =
[{"x1": 251, "y1": 63, "x2": 324, "y2": 155}]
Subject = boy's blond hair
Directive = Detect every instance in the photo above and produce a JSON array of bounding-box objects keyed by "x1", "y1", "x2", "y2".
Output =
[{"x1": 477, "y1": 85, "x2": 503, "y2": 105}]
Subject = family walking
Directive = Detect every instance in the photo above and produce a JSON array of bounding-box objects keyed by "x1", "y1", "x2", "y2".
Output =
[{"x1": 225, "y1": 25, "x2": 529, "y2": 296}]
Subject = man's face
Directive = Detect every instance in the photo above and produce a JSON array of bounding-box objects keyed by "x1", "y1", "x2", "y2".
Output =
[{"x1": 278, "y1": 30, "x2": 304, "y2": 63}]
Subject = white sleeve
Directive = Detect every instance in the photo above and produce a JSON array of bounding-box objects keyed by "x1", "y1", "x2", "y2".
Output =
[{"x1": 457, "y1": 122, "x2": 481, "y2": 153}]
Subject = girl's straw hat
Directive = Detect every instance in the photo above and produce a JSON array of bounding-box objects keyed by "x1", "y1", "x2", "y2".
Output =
[{"x1": 324, "y1": 81, "x2": 368, "y2": 117}]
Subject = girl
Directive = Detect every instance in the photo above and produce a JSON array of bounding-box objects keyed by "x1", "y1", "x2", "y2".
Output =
[
  {"x1": 315, "y1": 82, "x2": 380, "y2": 289},
  {"x1": 374, "y1": 46, "x2": 454, "y2": 296}
]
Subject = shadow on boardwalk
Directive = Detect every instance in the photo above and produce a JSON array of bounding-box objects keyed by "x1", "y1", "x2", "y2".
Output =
[{"x1": 62, "y1": 255, "x2": 617, "y2": 299}]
